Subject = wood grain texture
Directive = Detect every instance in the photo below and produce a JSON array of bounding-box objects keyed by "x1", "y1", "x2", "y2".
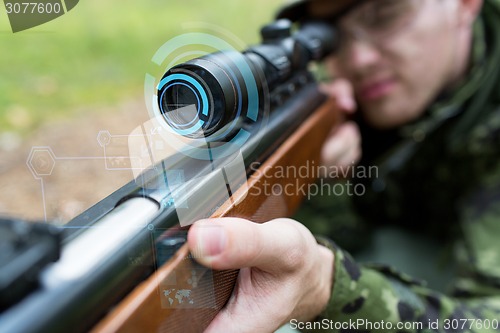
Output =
[{"x1": 91, "y1": 99, "x2": 339, "y2": 333}]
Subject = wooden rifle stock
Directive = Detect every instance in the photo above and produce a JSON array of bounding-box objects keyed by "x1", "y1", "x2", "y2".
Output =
[{"x1": 91, "y1": 98, "x2": 340, "y2": 333}]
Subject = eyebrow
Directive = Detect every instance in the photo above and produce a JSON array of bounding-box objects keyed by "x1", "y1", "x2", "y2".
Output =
[{"x1": 334, "y1": 0, "x2": 372, "y2": 21}]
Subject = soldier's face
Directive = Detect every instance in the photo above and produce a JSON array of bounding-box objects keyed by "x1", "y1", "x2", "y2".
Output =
[{"x1": 330, "y1": 0, "x2": 473, "y2": 128}]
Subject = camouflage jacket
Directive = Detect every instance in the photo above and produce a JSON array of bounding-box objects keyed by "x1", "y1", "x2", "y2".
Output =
[{"x1": 297, "y1": 0, "x2": 500, "y2": 332}]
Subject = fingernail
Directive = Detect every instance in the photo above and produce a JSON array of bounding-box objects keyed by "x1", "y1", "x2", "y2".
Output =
[{"x1": 195, "y1": 225, "x2": 227, "y2": 258}]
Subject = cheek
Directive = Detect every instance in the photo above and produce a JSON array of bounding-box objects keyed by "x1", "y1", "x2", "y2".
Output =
[
  {"x1": 388, "y1": 35, "x2": 446, "y2": 88},
  {"x1": 381, "y1": 20, "x2": 456, "y2": 110},
  {"x1": 360, "y1": 36, "x2": 455, "y2": 127}
]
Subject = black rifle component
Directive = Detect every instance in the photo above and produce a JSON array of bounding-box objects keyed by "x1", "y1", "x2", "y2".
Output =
[{"x1": 0, "y1": 218, "x2": 61, "y2": 311}]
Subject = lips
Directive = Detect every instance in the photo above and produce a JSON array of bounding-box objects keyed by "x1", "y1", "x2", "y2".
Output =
[{"x1": 358, "y1": 78, "x2": 397, "y2": 101}]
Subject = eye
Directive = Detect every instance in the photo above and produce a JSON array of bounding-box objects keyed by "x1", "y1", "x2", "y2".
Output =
[{"x1": 363, "y1": 0, "x2": 415, "y2": 32}]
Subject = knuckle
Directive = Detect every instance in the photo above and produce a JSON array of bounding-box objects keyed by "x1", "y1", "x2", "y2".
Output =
[
  {"x1": 283, "y1": 244, "x2": 306, "y2": 272},
  {"x1": 272, "y1": 219, "x2": 314, "y2": 271}
]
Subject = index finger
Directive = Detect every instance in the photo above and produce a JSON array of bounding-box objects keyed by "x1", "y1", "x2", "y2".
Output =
[{"x1": 320, "y1": 78, "x2": 356, "y2": 114}]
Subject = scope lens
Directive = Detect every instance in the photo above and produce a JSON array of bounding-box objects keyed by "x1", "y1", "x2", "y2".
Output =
[{"x1": 161, "y1": 83, "x2": 202, "y2": 129}]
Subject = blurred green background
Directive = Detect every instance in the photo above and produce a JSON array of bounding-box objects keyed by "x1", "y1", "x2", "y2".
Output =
[{"x1": 0, "y1": 0, "x2": 284, "y2": 135}]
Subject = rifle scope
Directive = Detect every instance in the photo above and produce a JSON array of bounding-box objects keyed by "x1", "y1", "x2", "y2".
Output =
[{"x1": 157, "y1": 19, "x2": 337, "y2": 139}]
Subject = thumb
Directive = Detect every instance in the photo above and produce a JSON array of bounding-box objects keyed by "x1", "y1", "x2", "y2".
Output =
[{"x1": 187, "y1": 218, "x2": 308, "y2": 273}]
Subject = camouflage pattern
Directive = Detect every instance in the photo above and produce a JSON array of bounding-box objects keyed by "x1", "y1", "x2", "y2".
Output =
[{"x1": 297, "y1": 0, "x2": 500, "y2": 331}]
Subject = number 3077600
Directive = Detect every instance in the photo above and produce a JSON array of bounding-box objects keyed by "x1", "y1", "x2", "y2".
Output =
[{"x1": 5, "y1": 2, "x2": 62, "y2": 14}]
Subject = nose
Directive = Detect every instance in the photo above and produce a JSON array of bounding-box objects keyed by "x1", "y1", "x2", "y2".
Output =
[{"x1": 341, "y1": 37, "x2": 382, "y2": 72}]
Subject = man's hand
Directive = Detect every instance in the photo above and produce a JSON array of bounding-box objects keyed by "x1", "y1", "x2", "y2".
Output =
[
  {"x1": 320, "y1": 79, "x2": 361, "y2": 176},
  {"x1": 187, "y1": 218, "x2": 334, "y2": 333}
]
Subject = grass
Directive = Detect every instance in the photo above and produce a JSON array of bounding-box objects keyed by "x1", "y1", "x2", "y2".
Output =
[{"x1": 0, "y1": 0, "x2": 283, "y2": 134}]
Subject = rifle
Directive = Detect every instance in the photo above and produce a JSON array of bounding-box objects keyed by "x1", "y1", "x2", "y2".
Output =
[{"x1": 0, "y1": 18, "x2": 340, "y2": 333}]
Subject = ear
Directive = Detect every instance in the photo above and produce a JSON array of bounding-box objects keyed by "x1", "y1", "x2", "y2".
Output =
[{"x1": 458, "y1": 0, "x2": 483, "y2": 27}]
